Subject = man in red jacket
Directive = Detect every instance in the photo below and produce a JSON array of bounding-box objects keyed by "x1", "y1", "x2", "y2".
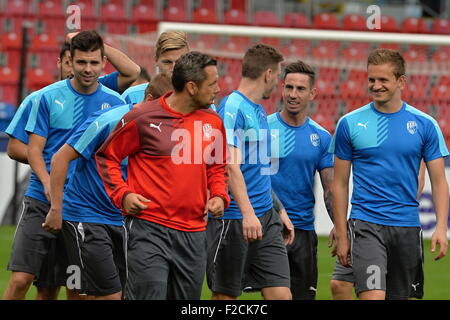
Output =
[{"x1": 96, "y1": 51, "x2": 230, "y2": 300}]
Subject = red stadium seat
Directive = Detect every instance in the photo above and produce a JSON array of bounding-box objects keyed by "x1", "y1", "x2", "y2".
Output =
[
  {"x1": 347, "y1": 70, "x2": 367, "y2": 82},
  {"x1": 403, "y1": 82, "x2": 427, "y2": 101},
  {"x1": 315, "y1": 80, "x2": 337, "y2": 98},
  {"x1": 219, "y1": 36, "x2": 250, "y2": 53},
  {"x1": 259, "y1": 37, "x2": 281, "y2": 47},
  {"x1": 30, "y1": 33, "x2": 60, "y2": 52},
  {"x1": 313, "y1": 13, "x2": 340, "y2": 30},
  {"x1": 223, "y1": 9, "x2": 248, "y2": 25},
  {"x1": 318, "y1": 67, "x2": 340, "y2": 82},
  {"x1": 343, "y1": 14, "x2": 366, "y2": 31},
  {"x1": 342, "y1": 47, "x2": 367, "y2": 62},
  {"x1": 284, "y1": 12, "x2": 309, "y2": 28},
  {"x1": 433, "y1": 50, "x2": 450, "y2": 66},
  {"x1": 131, "y1": 2, "x2": 157, "y2": 21},
  {"x1": 403, "y1": 49, "x2": 427, "y2": 63},
  {"x1": 0, "y1": 67, "x2": 19, "y2": 105},
  {"x1": 0, "y1": 32, "x2": 22, "y2": 51},
  {"x1": 3, "y1": 50, "x2": 21, "y2": 70},
  {"x1": 402, "y1": 17, "x2": 429, "y2": 33},
  {"x1": 340, "y1": 80, "x2": 367, "y2": 99},
  {"x1": 5, "y1": 0, "x2": 33, "y2": 17},
  {"x1": 312, "y1": 45, "x2": 338, "y2": 60},
  {"x1": 379, "y1": 15, "x2": 399, "y2": 32},
  {"x1": 76, "y1": 0, "x2": 97, "y2": 19},
  {"x1": 218, "y1": 75, "x2": 237, "y2": 96},
  {"x1": 227, "y1": 0, "x2": 247, "y2": 12},
  {"x1": 26, "y1": 68, "x2": 54, "y2": 91},
  {"x1": 38, "y1": 0, "x2": 65, "y2": 18},
  {"x1": 192, "y1": 7, "x2": 218, "y2": 24},
  {"x1": 379, "y1": 43, "x2": 401, "y2": 51},
  {"x1": 431, "y1": 83, "x2": 450, "y2": 104},
  {"x1": 431, "y1": 18, "x2": 450, "y2": 35},
  {"x1": 253, "y1": 11, "x2": 280, "y2": 27},
  {"x1": 163, "y1": 5, "x2": 189, "y2": 22},
  {"x1": 279, "y1": 43, "x2": 307, "y2": 58}
]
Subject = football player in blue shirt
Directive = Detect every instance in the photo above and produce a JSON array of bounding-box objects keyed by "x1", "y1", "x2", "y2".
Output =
[
  {"x1": 268, "y1": 60, "x2": 334, "y2": 300},
  {"x1": 206, "y1": 44, "x2": 292, "y2": 300},
  {"x1": 3, "y1": 30, "x2": 126, "y2": 300},
  {"x1": 331, "y1": 49, "x2": 449, "y2": 300},
  {"x1": 40, "y1": 73, "x2": 172, "y2": 299}
]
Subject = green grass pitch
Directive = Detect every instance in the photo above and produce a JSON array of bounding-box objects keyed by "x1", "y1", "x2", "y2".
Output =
[{"x1": 0, "y1": 225, "x2": 448, "y2": 300}]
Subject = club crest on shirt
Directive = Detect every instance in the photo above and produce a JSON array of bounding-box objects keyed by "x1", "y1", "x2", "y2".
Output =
[
  {"x1": 407, "y1": 121, "x2": 417, "y2": 134},
  {"x1": 203, "y1": 123, "x2": 212, "y2": 139},
  {"x1": 101, "y1": 103, "x2": 111, "y2": 110},
  {"x1": 310, "y1": 133, "x2": 320, "y2": 147}
]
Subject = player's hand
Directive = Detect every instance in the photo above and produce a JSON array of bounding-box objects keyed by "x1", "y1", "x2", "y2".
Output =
[
  {"x1": 204, "y1": 196, "x2": 225, "y2": 218},
  {"x1": 42, "y1": 207, "x2": 62, "y2": 234},
  {"x1": 431, "y1": 229, "x2": 448, "y2": 261},
  {"x1": 65, "y1": 32, "x2": 79, "y2": 44},
  {"x1": 328, "y1": 226, "x2": 337, "y2": 257},
  {"x1": 123, "y1": 193, "x2": 150, "y2": 215},
  {"x1": 242, "y1": 212, "x2": 262, "y2": 242},
  {"x1": 279, "y1": 209, "x2": 294, "y2": 246},
  {"x1": 336, "y1": 236, "x2": 352, "y2": 267}
]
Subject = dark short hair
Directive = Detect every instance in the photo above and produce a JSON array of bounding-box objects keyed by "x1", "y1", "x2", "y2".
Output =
[
  {"x1": 145, "y1": 73, "x2": 173, "y2": 99},
  {"x1": 367, "y1": 48, "x2": 406, "y2": 79},
  {"x1": 70, "y1": 30, "x2": 104, "y2": 59},
  {"x1": 59, "y1": 42, "x2": 71, "y2": 60},
  {"x1": 171, "y1": 51, "x2": 217, "y2": 92},
  {"x1": 242, "y1": 44, "x2": 284, "y2": 79},
  {"x1": 284, "y1": 60, "x2": 315, "y2": 88}
]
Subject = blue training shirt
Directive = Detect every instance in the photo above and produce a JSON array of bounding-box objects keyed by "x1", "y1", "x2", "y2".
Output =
[
  {"x1": 329, "y1": 102, "x2": 449, "y2": 227},
  {"x1": 217, "y1": 90, "x2": 273, "y2": 219},
  {"x1": 63, "y1": 104, "x2": 133, "y2": 226},
  {"x1": 269, "y1": 113, "x2": 333, "y2": 230},
  {"x1": 4, "y1": 72, "x2": 121, "y2": 145},
  {"x1": 25, "y1": 79, "x2": 126, "y2": 203},
  {"x1": 121, "y1": 82, "x2": 148, "y2": 104}
]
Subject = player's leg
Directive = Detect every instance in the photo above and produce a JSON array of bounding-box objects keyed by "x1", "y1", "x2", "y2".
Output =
[
  {"x1": 206, "y1": 218, "x2": 248, "y2": 300},
  {"x1": 286, "y1": 229, "x2": 318, "y2": 300},
  {"x1": 330, "y1": 259, "x2": 355, "y2": 300},
  {"x1": 125, "y1": 217, "x2": 170, "y2": 299},
  {"x1": 167, "y1": 229, "x2": 207, "y2": 300},
  {"x1": 245, "y1": 209, "x2": 291, "y2": 300},
  {"x1": 350, "y1": 219, "x2": 387, "y2": 300},
  {"x1": 35, "y1": 287, "x2": 60, "y2": 300},
  {"x1": 4, "y1": 197, "x2": 55, "y2": 300},
  {"x1": 61, "y1": 221, "x2": 125, "y2": 300},
  {"x1": 385, "y1": 226, "x2": 424, "y2": 300}
]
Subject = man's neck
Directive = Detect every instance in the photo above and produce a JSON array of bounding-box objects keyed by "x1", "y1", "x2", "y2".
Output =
[
  {"x1": 373, "y1": 98, "x2": 403, "y2": 114},
  {"x1": 237, "y1": 78, "x2": 265, "y2": 104},
  {"x1": 280, "y1": 109, "x2": 307, "y2": 127},
  {"x1": 165, "y1": 92, "x2": 197, "y2": 115},
  {"x1": 70, "y1": 78, "x2": 99, "y2": 95}
]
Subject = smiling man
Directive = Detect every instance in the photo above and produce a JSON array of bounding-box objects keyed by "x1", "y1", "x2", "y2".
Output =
[
  {"x1": 268, "y1": 60, "x2": 334, "y2": 300},
  {"x1": 2, "y1": 30, "x2": 125, "y2": 300},
  {"x1": 96, "y1": 51, "x2": 229, "y2": 300},
  {"x1": 330, "y1": 48, "x2": 449, "y2": 300}
]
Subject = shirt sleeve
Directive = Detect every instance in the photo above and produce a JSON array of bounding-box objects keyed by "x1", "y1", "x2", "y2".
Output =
[
  {"x1": 423, "y1": 118, "x2": 449, "y2": 162},
  {"x1": 99, "y1": 72, "x2": 120, "y2": 93},
  {"x1": 68, "y1": 113, "x2": 110, "y2": 160},
  {"x1": 329, "y1": 117, "x2": 353, "y2": 161},
  {"x1": 318, "y1": 131, "x2": 334, "y2": 170},
  {"x1": 206, "y1": 119, "x2": 231, "y2": 209},
  {"x1": 95, "y1": 113, "x2": 141, "y2": 210},
  {"x1": 5, "y1": 99, "x2": 33, "y2": 144},
  {"x1": 219, "y1": 105, "x2": 245, "y2": 149},
  {"x1": 25, "y1": 93, "x2": 50, "y2": 139}
]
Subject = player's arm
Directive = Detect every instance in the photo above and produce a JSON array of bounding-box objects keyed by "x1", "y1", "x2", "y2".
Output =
[
  {"x1": 205, "y1": 125, "x2": 230, "y2": 218},
  {"x1": 42, "y1": 144, "x2": 80, "y2": 233},
  {"x1": 103, "y1": 44, "x2": 141, "y2": 93},
  {"x1": 96, "y1": 118, "x2": 148, "y2": 214},
  {"x1": 332, "y1": 157, "x2": 352, "y2": 267},
  {"x1": 320, "y1": 166, "x2": 337, "y2": 251},
  {"x1": 28, "y1": 134, "x2": 50, "y2": 201},
  {"x1": 7, "y1": 138, "x2": 28, "y2": 164},
  {"x1": 417, "y1": 160, "x2": 426, "y2": 199},
  {"x1": 426, "y1": 157, "x2": 449, "y2": 261},
  {"x1": 227, "y1": 145, "x2": 262, "y2": 242},
  {"x1": 271, "y1": 189, "x2": 294, "y2": 245}
]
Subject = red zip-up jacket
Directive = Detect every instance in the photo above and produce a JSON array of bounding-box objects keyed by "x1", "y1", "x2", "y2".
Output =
[{"x1": 96, "y1": 92, "x2": 230, "y2": 232}]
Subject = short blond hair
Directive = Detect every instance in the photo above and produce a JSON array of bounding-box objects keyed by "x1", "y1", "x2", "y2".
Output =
[
  {"x1": 367, "y1": 48, "x2": 406, "y2": 79},
  {"x1": 155, "y1": 31, "x2": 189, "y2": 60}
]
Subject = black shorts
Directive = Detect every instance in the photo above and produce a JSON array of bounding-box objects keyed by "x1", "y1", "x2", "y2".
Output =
[
  {"x1": 286, "y1": 229, "x2": 318, "y2": 300},
  {"x1": 206, "y1": 208, "x2": 290, "y2": 297},
  {"x1": 125, "y1": 216, "x2": 207, "y2": 300},
  {"x1": 61, "y1": 220, "x2": 127, "y2": 297},
  {"x1": 349, "y1": 219, "x2": 424, "y2": 300},
  {"x1": 7, "y1": 196, "x2": 69, "y2": 288}
]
